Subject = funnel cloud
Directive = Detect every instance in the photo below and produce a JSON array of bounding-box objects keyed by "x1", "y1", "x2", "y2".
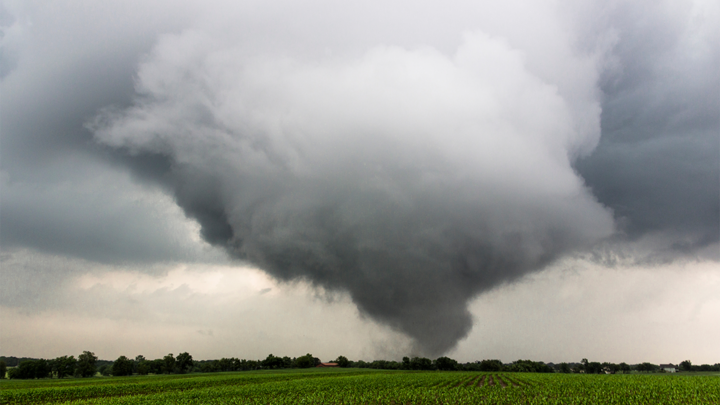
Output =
[{"x1": 93, "y1": 32, "x2": 614, "y2": 354}]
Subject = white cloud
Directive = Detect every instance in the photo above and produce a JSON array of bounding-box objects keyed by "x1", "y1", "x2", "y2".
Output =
[{"x1": 1, "y1": 260, "x2": 411, "y2": 361}]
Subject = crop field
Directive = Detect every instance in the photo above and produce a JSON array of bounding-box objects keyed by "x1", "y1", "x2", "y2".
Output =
[{"x1": 1, "y1": 369, "x2": 719, "y2": 404}]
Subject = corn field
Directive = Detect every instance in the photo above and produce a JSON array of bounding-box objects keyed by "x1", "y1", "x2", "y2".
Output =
[{"x1": 2, "y1": 369, "x2": 719, "y2": 404}]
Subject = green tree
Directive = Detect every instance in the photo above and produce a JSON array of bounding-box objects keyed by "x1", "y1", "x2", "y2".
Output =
[
  {"x1": 507, "y1": 360, "x2": 553, "y2": 373},
  {"x1": 0, "y1": 360, "x2": 6, "y2": 379},
  {"x1": 558, "y1": 362, "x2": 571, "y2": 373},
  {"x1": 99, "y1": 364, "x2": 112, "y2": 376},
  {"x1": 434, "y1": 356, "x2": 458, "y2": 371},
  {"x1": 163, "y1": 354, "x2": 176, "y2": 374},
  {"x1": 478, "y1": 359, "x2": 504, "y2": 372},
  {"x1": 76, "y1": 351, "x2": 98, "y2": 378},
  {"x1": 262, "y1": 354, "x2": 285, "y2": 369},
  {"x1": 51, "y1": 356, "x2": 77, "y2": 379},
  {"x1": 602, "y1": 362, "x2": 619, "y2": 374},
  {"x1": 8, "y1": 359, "x2": 51, "y2": 379},
  {"x1": 149, "y1": 359, "x2": 164, "y2": 374},
  {"x1": 334, "y1": 356, "x2": 349, "y2": 368},
  {"x1": 216, "y1": 358, "x2": 231, "y2": 372},
  {"x1": 586, "y1": 362, "x2": 602, "y2": 374},
  {"x1": 176, "y1": 352, "x2": 193, "y2": 374},
  {"x1": 636, "y1": 362, "x2": 658, "y2": 373},
  {"x1": 112, "y1": 356, "x2": 134, "y2": 376},
  {"x1": 134, "y1": 355, "x2": 146, "y2": 374},
  {"x1": 410, "y1": 357, "x2": 434, "y2": 370},
  {"x1": 136, "y1": 361, "x2": 150, "y2": 375},
  {"x1": 295, "y1": 353, "x2": 315, "y2": 368},
  {"x1": 680, "y1": 360, "x2": 692, "y2": 372}
]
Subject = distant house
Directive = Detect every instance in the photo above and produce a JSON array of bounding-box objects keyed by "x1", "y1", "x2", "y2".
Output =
[
  {"x1": 659, "y1": 364, "x2": 677, "y2": 373},
  {"x1": 316, "y1": 362, "x2": 338, "y2": 368}
]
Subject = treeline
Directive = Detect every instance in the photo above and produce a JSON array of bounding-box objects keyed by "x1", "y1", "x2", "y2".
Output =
[
  {"x1": 348, "y1": 357, "x2": 555, "y2": 372},
  {"x1": 194, "y1": 353, "x2": 320, "y2": 373},
  {"x1": 551, "y1": 359, "x2": 720, "y2": 374},
  {"x1": 0, "y1": 352, "x2": 322, "y2": 379},
  {"x1": 1, "y1": 352, "x2": 99, "y2": 380},
  {"x1": 678, "y1": 360, "x2": 720, "y2": 373},
  {"x1": 0, "y1": 354, "x2": 551, "y2": 378},
  {"x1": 2, "y1": 353, "x2": 718, "y2": 380}
]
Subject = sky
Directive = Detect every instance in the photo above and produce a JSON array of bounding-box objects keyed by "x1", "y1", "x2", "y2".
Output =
[{"x1": 1, "y1": 0, "x2": 718, "y2": 364}]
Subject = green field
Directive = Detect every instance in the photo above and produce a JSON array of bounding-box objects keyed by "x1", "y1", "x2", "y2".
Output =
[{"x1": 2, "y1": 369, "x2": 719, "y2": 404}]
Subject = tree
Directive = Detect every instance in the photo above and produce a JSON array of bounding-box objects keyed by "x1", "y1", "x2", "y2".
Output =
[
  {"x1": 558, "y1": 363, "x2": 571, "y2": 373},
  {"x1": 217, "y1": 358, "x2": 233, "y2": 372},
  {"x1": 0, "y1": 360, "x2": 6, "y2": 379},
  {"x1": 603, "y1": 362, "x2": 619, "y2": 374},
  {"x1": 52, "y1": 356, "x2": 77, "y2": 379},
  {"x1": 149, "y1": 359, "x2": 164, "y2": 374},
  {"x1": 99, "y1": 365, "x2": 112, "y2": 376},
  {"x1": 680, "y1": 360, "x2": 692, "y2": 372},
  {"x1": 176, "y1": 352, "x2": 193, "y2": 374},
  {"x1": 8, "y1": 359, "x2": 51, "y2": 379},
  {"x1": 410, "y1": 357, "x2": 434, "y2": 370},
  {"x1": 586, "y1": 362, "x2": 603, "y2": 374},
  {"x1": 163, "y1": 354, "x2": 176, "y2": 374},
  {"x1": 619, "y1": 362, "x2": 631, "y2": 374},
  {"x1": 636, "y1": 362, "x2": 658, "y2": 373},
  {"x1": 334, "y1": 356, "x2": 349, "y2": 368},
  {"x1": 134, "y1": 355, "x2": 146, "y2": 374},
  {"x1": 76, "y1": 351, "x2": 98, "y2": 378},
  {"x1": 507, "y1": 360, "x2": 553, "y2": 373},
  {"x1": 295, "y1": 353, "x2": 315, "y2": 368},
  {"x1": 478, "y1": 360, "x2": 504, "y2": 372},
  {"x1": 697, "y1": 363, "x2": 713, "y2": 372},
  {"x1": 112, "y1": 356, "x2": 134, "y2": 376},
  {"x1": 262, "y1": 354, "x2": 285, "y2": 369},
  {"x1": 136, "y1": 361, "x2": 150, "y2": 375},
  {"x1": 434, "y1": 356, "x2": 458, "y2": 371}
]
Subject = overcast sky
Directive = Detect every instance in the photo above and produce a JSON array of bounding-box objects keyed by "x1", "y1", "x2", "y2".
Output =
[{"x1": 1, "y1": 0, "x2": 718, "y2": 364}]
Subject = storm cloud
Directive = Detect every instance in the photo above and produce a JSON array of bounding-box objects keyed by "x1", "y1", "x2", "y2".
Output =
[
  {"x1": 90, "y1": 29, "x2": 614, "y2": 354},
  {"x1": 575, "y1": 0, "x2": 719, "y2": 259},
  {"x1": 1, "y1": 0, "x2": 718, "y2": 356}
]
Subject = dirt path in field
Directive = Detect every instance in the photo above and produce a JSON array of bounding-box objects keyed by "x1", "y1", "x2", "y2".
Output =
[
  {"x1": 497, "y1": 376, "x2": 508, "y2": 388},
  {"x1": 451, "y1": 377, "x2": 469, "y2": 388},
  {"x1": 476, "y1": 375, "x2": 486, "y2": 387},
  {"x1": 505, "y1": 377, "x2": 520, "y2": 387},
  {"x1": 487, "y1": 375, "x2": 495, "y2": 386}
]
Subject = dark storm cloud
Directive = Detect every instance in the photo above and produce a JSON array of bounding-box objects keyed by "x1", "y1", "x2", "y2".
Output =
[
  {"x1": 2, "y1": 0, "x2": 717, "y2": 356},
  {"x1": 0, "y1": 1, "x2": 219, "y2": 264},
  {"x1": 91, "y1": 29, "x2": 614, "y2": 354},
  {"x1": 574, "y1": 1, "x2": 720, "y2": 257}
]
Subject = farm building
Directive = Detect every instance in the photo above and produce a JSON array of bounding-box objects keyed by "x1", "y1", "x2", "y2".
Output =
[{"x1": 660, "y1": 364, "x2": 677, "y2": 373}]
